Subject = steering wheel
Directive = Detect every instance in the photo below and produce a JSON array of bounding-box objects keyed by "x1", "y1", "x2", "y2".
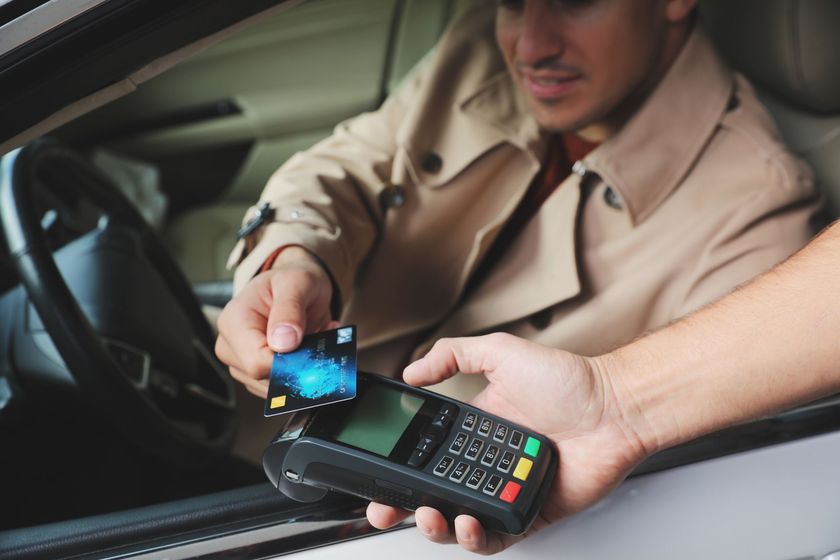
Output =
[{"x1": 0, "y1": 139, "x2": 237, "y2": 464}]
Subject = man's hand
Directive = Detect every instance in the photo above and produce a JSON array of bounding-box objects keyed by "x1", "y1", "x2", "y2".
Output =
[
  {"x1": 215, "y1": 246, "x2": 337, "y2": 398},
  {"x1": 366, "y1": 333, "x2": 653, "y2": 554}
]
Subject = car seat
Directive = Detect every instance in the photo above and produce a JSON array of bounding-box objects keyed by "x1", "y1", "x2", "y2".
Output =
[{"x1": 700, "y1": 0, "x2": 840, "y2": 217}]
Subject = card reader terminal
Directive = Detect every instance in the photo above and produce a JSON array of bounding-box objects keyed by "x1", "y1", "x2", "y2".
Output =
[{"x1": 263, "y1": 372, "x2": 557, "y2": 535}]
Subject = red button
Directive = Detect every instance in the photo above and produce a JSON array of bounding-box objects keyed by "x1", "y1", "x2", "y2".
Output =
[{"x1": 499, "y1": 481, "x2": 521, "y2": 503}]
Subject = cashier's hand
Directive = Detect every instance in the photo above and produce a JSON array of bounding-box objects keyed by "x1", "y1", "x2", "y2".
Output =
[
  {"x1": 215, "y1": 246, "x2": 337, "y2": 398},
  {"x1": 366, "y1": 333, "x2": 651, "y2": 555}
]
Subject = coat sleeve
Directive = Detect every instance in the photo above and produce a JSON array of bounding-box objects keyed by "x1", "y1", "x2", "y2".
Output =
[{"x1": 228, "y1": 62, "x2": 428, "y2": 304}]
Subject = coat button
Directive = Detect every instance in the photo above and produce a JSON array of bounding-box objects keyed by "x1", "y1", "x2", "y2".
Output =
[
  {"x1": 528, "y1": 308, "x2": 553, "y2": 330},
  {"x1": 603, "y1": 186, "x2": 623, "y2": 210},
  {"x1": 379, "y1": 184, "x2": 407, "y2": 209},
  {"x1": 421, "y1": 152, "x2": 443, "y2": 173}
]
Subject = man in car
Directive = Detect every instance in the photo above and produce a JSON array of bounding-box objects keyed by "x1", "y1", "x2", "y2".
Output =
[{"x1": 216, "y1": 0, "x2": 820, "y2": 406}]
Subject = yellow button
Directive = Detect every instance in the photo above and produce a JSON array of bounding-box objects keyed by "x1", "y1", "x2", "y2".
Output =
[
  {"x1": 270, "y1": 395, "x2": 287, "y2": 409},
  {"x1": 512, "y1": 457, "x2": 533, "y2": 481}
]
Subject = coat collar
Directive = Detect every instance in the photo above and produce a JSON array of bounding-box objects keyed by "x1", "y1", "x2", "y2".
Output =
[
  {"x1": 585, "y1": 30, "x2": 734, "y2": 225},
  {"x1": 458, "y1": 28, "x2": 734, "y2": 226}
]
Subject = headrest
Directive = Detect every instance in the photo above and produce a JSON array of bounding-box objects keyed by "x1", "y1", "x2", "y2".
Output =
[{"x1": 700, "y1": 0, "x2": 840, "y2": 113}]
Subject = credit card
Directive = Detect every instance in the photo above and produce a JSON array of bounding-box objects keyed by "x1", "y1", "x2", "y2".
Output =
[{"x1": 264, "y1": 325, "x2": 357, "y2": 417}]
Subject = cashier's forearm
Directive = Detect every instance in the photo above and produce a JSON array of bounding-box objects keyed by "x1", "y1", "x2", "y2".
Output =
[{"x1": 597, "y1": 221, "x2": 840, "y2": 455}]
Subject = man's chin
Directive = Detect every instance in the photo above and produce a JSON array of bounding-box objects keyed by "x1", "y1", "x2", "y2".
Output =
[
  {"x1": 528, "y1": 99, "x2": 591, "y2": 133},
  {"x1": 529, "y1": 102, "x2": 615, "y2": 139}
]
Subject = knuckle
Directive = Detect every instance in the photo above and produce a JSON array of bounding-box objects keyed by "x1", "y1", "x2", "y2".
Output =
[
  {"x1": 485, "y1": 332, "x2": 512, "y2": 345},
  {"x1": 430, "y1": 337, "x2": 452, "y2": 353},
  {"x1": 241, "y1": 354, "x2": 266, "y2": 379},
  {"x1": 227, "y1": 367, "x2": 246, "y2": 384}
]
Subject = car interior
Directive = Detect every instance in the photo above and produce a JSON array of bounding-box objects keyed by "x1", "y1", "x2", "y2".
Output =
[{"x1": 1, "y1": 0, "x2": 840, "y2": 558}]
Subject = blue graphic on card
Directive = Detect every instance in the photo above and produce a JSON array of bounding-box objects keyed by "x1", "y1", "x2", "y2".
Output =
[{"x1": 265, "y1": 325, "x2": 357, "y2": 416}]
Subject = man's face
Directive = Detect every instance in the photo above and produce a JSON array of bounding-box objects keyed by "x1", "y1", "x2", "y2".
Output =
[{"x1": 495, "y1": 0, "x2": 692, "y2": 137}]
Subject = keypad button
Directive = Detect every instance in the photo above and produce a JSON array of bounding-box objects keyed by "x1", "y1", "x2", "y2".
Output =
[
  {"x1": 416, "y1": 437, "x2": 436, "y2": 453},
  {"x1": 493, "y1": 424, "x2": 508, "y2": 443},
  {"x1": 449, "y1": 432, "x2": 468, "y2": 455},
  {"x1": 480, "y1": 445, "x2": 499, "y2": 467},
  {"x1": 483, "y1": 475, "x2": 503, "y2": 496},
  {"x1": 524, "y1": 437, "x2": 541, "y2": 458},
  {"x1": 465, "y1": 438, "x2": 484, "y2": 460},
  {"x1": 439, "y1": 403, "x2": 458, "y2": 418},
  {"x1": 509, "y1": 430, "x2": 523, "y2": 449},
  {"x1": 433, "y1": 456, "x2": 454, "y2": 477},
  {"x1": 408, "y1": 449, "x2": 430, "y2": 468},
  {"x1": 430, "y1": 413, "x2": 451, "y2": 430},
  {"x1": 466, "y1": 468, "x2": 486, "y2": 489},
  {"x1": 449, "y1": 462, "x2": 470, "y2": 483},
  {"x1": 478, "y1": 417, "x2": 493, "y2": 437},
  {"x1": 462, "y1": 412, "x2": 477, "y2": 431},
  {"x1": 499, "y1": 481, "x2": 522, "y2": 503},
  {"x1": 512, "y1": 457, "x2": 534, "y2": 481},
  {"x1": 498, "y1": 451, "x2": 515, "y2": 473}
]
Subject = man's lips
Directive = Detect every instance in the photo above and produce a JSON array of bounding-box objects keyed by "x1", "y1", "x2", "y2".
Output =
[{"x1": 521, "y1": 72, "x2": 582, "y2": 99}]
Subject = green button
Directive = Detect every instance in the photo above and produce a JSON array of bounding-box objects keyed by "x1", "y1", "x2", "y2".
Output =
[{"x1": 524, "y1": 437, "x2": 541, "y2": 457}]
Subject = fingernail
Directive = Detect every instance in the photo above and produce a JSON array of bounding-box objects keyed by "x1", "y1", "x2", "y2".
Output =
[{"x1": 270, "y1": 325, "x2": 298, "y2": 351}]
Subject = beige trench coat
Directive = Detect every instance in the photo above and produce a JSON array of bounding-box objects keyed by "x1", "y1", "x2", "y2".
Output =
[{"x1": 231, "y1": 5, "x2": 820, "y2": 399}]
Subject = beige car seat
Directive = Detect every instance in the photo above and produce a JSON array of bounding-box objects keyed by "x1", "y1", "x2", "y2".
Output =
[{"x1": 701, "y1": 0, "x2": 840, "y2": 217}]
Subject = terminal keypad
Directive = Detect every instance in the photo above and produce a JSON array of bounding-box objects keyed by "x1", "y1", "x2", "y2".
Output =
[{"x1": 432, "y1": 411, "x2": 544, "y2": 507}]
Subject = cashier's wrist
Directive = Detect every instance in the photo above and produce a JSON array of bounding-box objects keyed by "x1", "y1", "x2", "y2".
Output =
[{"x1": 588, "y1": 351, "x2": 672, "y2": 460}]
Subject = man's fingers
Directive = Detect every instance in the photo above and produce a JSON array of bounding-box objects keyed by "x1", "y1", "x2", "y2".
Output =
[
  {"x1": 266, "y1": 298, "x2": 303, "y2": 352},
  {"x1": 403, "y1": 334, "x2": 506, "y2": 387},
  {"x1": 227, "y1": 365, "x2": 269, "y2": 398},
  {"x1": 266, "y1": 269, "x2": 328, "y2": 351},
  {"x1": 366, "y1": 502, "x2": 412, "y2": 529},
  {"x1": 215, "y1": 323, "x2": 273, "y2": 383}
]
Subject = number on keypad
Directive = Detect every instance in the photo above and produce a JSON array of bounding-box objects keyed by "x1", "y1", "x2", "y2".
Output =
[
  {"x1": 478, "y1": 417, "x2": 493, "y2": 437},
  {"x1": 498, "y1": 450, "x2": 514, "y2": 473},
  {"x1": 434, "y1": 456, "x2": 454, "y2": 477},
  {"x1": 493, "y1": 424, "x2": 508, "y2": 443},
  {"x1": 449, "y1": 432, "x2": 468, "y2": 455},
  {"x1": 449, "y1": 461, "x2": 470, "y2": 483},
  {"x1": 462, "y1": 412, "x2": 477, "y2": 431},
  {"x1": 466, "y1": 468, "x2": 486, "y2": 489},
  {"x1": 481, "y1": 445, "x2": 499, "y2": 467},
  {"x1": 465, "y1": 437, "x2": 484, "y2": 460}
]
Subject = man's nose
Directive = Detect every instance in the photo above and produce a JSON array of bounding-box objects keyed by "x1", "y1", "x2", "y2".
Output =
[{"x1": 516, "y1": 2, "x2": 565, "y2": 67}]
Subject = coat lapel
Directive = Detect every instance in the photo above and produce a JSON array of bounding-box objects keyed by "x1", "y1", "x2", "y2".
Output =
[{"x1": 418, "y1": 172, "x2": 583, "y2": 352}]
